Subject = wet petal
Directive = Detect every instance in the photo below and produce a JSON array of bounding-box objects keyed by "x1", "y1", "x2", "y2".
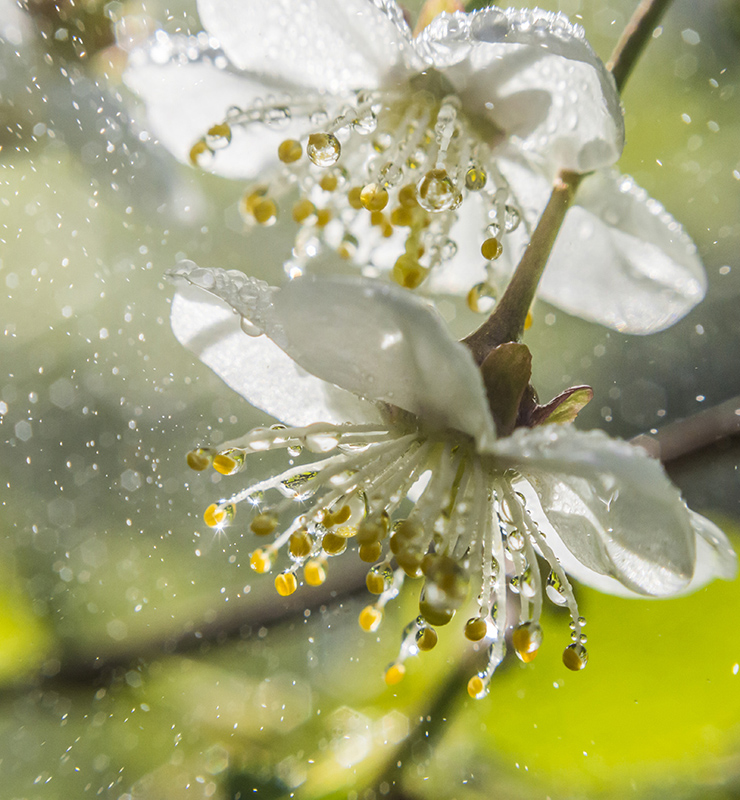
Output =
[
  {"x1": 417, "y1": 8, "x2": 624, "y2": 172},
  {"x1": 542, "y1": 170, "x2": 707, "y2": 333},
  {"x1": 125, "y1": 33, "x2": 311, "y2": 177},
  {"x1": 495, "y1": 426, "x2": 722, "y2": 597},
  {"x1": 197, "y1": 0, "x2": 421, "y2": 93},
  {"x1": 269, "y1": 275, "x2": 497, "y2": 446},
  {"x1": 168, "y1": 268, "x2": 381, "y2": 426}
]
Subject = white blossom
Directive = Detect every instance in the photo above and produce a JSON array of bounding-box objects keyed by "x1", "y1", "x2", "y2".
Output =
[
  {"x1": 167, "y1": 261, "x2": 736, "y2": 696},
  {"x1": 126, "y1": 0, "x2": 706, "y2": 334}
]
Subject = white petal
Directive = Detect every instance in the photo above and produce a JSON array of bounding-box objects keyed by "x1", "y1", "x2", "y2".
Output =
[
  {"x1": 197, "y1": 0, "x2": 421, "y2": 94},
  {"x1": 168, "y1": 269, "x2": 380, "y2": 426},
  {"x1": 686, "y1": 511, "x2": 738, "y2": 589},
  {"x1": 269, "y1": 275, "x2": 497, "y2": 447},
  {"x1": 417, "y1": 8, "x2": 624, "y2": 172},
  {"x1": 541, "y1": 170, "x2": 707, "y2": 333},
  {"x1": 495, "y1": 426, "x2": 706, "y2": 597},
  {"x1": 125, "y1": 34, "x2": 310, "y2": 177}
]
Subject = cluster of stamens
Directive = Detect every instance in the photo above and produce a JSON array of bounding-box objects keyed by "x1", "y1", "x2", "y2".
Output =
[
  {"x1": 189, "y1": 81, "x2": 525, "y2": 312},
  {"x1": 188, "y1": 419, "x2": 589, "y2": 698}
]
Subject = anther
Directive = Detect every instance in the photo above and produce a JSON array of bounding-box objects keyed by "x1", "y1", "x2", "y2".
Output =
[
  {"x1": 274, "y1": 571, "x2": 298, "y2": 596},
  {"x1": 512, "y1": 621, "x2": 543, "y2": 663},
  {"x1": 384, "y1": 662, "x2": 406, "y2": 686},
  {"x1": 359, "y1": 604, "x2": 383, "y2": 633},
  {"x1": 303, "y1": 558, "x2": 327, "y2": 586},
  {"x1": 563, "y1": 642, "x2": 589, "y2": 671},
  {"x1": 481, "y1": 237, "x2": 503, "y2": 260},
  {"x1": 277, "y1": 139, "x2": 302, "y2": 163},
  {"x1": 250, "y1": 511, "x2": 278, "y2": 537}
]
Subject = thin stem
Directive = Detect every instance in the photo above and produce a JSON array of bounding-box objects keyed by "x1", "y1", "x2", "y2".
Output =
[
  {"x1": 463, "y1": 171, "x2": 581, "y2": 364},
  {"x1": 632, "y1": 394, "x2": 740, "y2": 464},
  {"x1": 463, "y1": 0, "x2": 675, "y2": 362},
  {"x1": 607, "y1": 0, "x2": 674, "y2": 93}
]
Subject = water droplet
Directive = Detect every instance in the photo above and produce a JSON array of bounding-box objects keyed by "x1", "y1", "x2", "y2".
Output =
[
  {"x1": 303, "y1": 428, "x2": 340, "y2": 453},
  {"x1": 504, "y1": 204, "x2": 521, "y2": 232},
  {"x1": 307, "y1": 132, "x2": 341, "y2": 167},
  {"x1": 465, "y1": 166, "x2": 487, "y2": 191},
  {"x1": 507, "y1": 530, "x2": 525, "y2": 552},
  {"x1": 467, "y1": 282, "x2": 496, "y2": 314},
  {"x1": 205, "y1": 123, "x2": 232, "y2": 150},
  {"x1": 264, "y1": 106, "x2": 291, "y2": 128},
  {"x1": 416, "y1": 168, "x2": 462, "y2": 212},
  {"x1": 546, "y1": 571, "x2": 568, "y2": 606},
  {"x1": 240, "y1": 316, "x2": 263, "y2": 337}
]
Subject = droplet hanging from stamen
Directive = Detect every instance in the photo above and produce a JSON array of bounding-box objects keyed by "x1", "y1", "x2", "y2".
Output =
[
  {"x1": 465, "y1": 166, "x2": 487, "y2": 191},
  {"x1": 205, "y1": 123, "x2": 232, "y2": 150},
  {"x1": 546, "y1": 570, "x2": 568, "y2": 606},
  {"x1": 307, "y1": 132, "x2": 341, "y2": 167},
  {"x1": 189, "y1": 139, "x2": 213, "y2": 168},
  {"x1": 563, "y1": 642, "x2": 589, "y2": 671},
  {"x1": 467, "y1": 282, "x2": 497, "y2": 314},
  {"x1": 250, "y1": 547, "x2": 274, "y2": 574},
  {"x1": 464, "y1": 616, "x2": 488, "y2": 642},
  {"x1": 359, "y1": 604, "x2": 383, "y2": 632},
  {"x1": 512, "y1": 620, "x2": 543, "y2": 663},
  {"x1": 417, "y1": 168, "x2": 462, "y2": 212},
  {"x1": 187, "y1": 447, "x2": 214, "y2": 471},
  {"x1": 360, "y1": 183, "x2": 389, "y2": 212},
  {"x1": 481, "y1": 236, "x2": 503, "y2": 261}
]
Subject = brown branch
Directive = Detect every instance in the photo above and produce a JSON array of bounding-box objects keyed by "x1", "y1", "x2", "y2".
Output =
[
  {"x1": 606, "y1": 0, "x2": 674, "y2": 93},
  {"x1": 632, "y1": 395, "x2": 740, "y2": 464}
]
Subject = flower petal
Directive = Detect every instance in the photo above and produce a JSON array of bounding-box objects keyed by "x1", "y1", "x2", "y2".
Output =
[
  {"x1": 541, "y1": 170, "x2": 707, "y2": 333},
  {"x1": 494, "y1": 426, "x2": 734, "y2": 597},
  {"x1": 417, "y1": 8, "x2": 624, "y2": 172},
  {"x1": 268, "y1": 275, "x2": 497, "y2": 447},
  {"x1": 197, "y1": 0, "x2": 421, "y2": 94},
  {"x1": 125, "y1": 33, "x2": 311, "y2": 177},
  {"x1": 168, "y1": 265, "x2": 381, "y2": 426}
]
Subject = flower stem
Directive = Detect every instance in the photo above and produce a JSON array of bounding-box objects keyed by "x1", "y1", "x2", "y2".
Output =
[
  {"x1": 462, "y1": 0, "x2": 675, "y2": 363},
  {"x1": 607, "y1": 0, "x2": 674, "y2": 93},
  {"x1": 463, "y1": 171, "x2": 581, "y2": 364}
]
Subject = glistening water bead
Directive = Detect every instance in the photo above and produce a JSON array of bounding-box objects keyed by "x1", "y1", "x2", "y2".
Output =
[
  {"x1": 188, "y1": 83, "x2": 523, "y2": 307},
  {"x1": 186, "y1": 419, "x2": 590, "y2": 697}
]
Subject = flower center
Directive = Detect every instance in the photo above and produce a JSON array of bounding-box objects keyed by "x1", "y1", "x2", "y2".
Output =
[
  {"x1": 189, "y1": 73, "x2": 525, "y2": 310},
  {"x1": 187, "y1": 417, "x2": 589, "y2": 697}
]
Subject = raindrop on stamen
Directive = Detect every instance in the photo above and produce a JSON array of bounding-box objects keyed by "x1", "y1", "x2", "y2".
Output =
[{"x1": 307, "y1": 132, "x2": 341, "y2": 167}]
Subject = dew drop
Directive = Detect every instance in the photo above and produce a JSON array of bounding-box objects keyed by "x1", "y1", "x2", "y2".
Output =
[{"x1": 307, "y1": 132, "x2": 341, "y2": 167}]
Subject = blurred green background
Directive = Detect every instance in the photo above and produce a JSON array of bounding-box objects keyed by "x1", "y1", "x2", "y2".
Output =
[{"x1": 1, "y1": 0, "x2": 739, "y2": 798}]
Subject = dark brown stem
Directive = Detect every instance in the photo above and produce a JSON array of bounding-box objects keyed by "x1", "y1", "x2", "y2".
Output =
[
  {"x1": 632, "y1": 395, "x2": 740, "y2": 464},
  {"x1": 606, "y1": 0, "x2": 675, "y2": 93},
  {"x1": 463, "y1": 172, "x2": 582, "y2": 364}
]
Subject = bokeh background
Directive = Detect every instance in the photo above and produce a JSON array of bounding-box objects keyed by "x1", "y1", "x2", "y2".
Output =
[{"x1": 1, "y1": 0, "x2": 739, "y2": 797}]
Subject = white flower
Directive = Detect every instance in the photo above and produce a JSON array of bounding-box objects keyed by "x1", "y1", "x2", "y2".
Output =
[
  {"x1": 126, "y1": 0, "x2": 705, "y2": 334},
  {"x1": 167, "y1": 261, "x2": 736, "y2": 696}
]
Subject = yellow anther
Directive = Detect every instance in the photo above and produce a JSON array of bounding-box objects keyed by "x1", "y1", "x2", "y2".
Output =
[
  {"x1": 415, "y1": 626, "x2": 438, "y2": 651},
  {"x1": 203, "y1": 503, "x2": 226, "y2": 528},
  {"x1": 347, "y1": 187, "x2": 364, "y2": 209},
  {"x1": 390, "y1": 206, "x2": 413, "y2": 227},
  {"x1": 464, "y1": 166, "x2": 487, "y2": 191},
  {"x1": 366, "y1": 570, "x2": 387, "y2": 595},
  {"x1": 319, "y1": 173, "x2": 338, "y2": 192},
  {"x1": 563, "y1": 643, "x2": 588, "y2": 671},
  {"x1": 253, "y1": 198, "x2": 278, "y2": 226},
  {"x1": 277, "y1": 138, "x2": 302, "y2": 163},
  {"x1": 206, "y1": 122, "x2": 232, "y2": 147},
  {"x1": 240, "y1": 186, "x2": 268, "y2": 217},
  {"x1": 186, "y1": 448, "x2": 212, "y2": 471},
  {"x1": 325, "y1": 504, "x2": 352, "y2": 527},
  {"x1": 292, "y1": 198, "x2": 317, "y2": 224},
  {"x1": 512, "y1": 621, "x2": 543, "y2": 663},
  {"x1": 370, "y1": 210, "x2": 386, "y2": 227},
  {"x1": 304, "y1": 559, "x2": 326, "y2": 586},
  {"x1": 250, "y1": 511, "x2": 278, "y2": 537},
  {"x1": 249, "y1": 548, "x2": 273, "y2": 574},
  {"x1": 464, "y1": 617, "x2": 488, "y2": 642},
  {"x1": 212, "y1": 453, "x2": 238, "y2": 475},
  {"x1": 189, "y1": 139, "x2": 212, "y2": 167},
  {"x1": 315, "y1": 208, "x2": 332, "y2": 227},
  {"x1": 398, "y1": 184, "x2": 418, "y2": 208},
  {"x1": 274, "y1": 571, "x2": 298, "y2": 596},
  {"x1": 481, "y1": 236, "x2": 503, "y2": 260},
  {"x1": 418, "y1": 600, "x2": 454, "y2": 627},
  {"x1": 289, "y1": 529, "x2": 313, "y2": 558},
  {"x1": 393, "y1": 254, "x2": 428, "y2": 289},
  {"x1": 359, "y1": 542, "x2": 382, "y2": 563},
  {"x1": 384, "y1": 662, "x2": 405, "y2": 686},
  {"x1": 359, "y1": 604, "x2": 383, "y2": 633},
  {"x1": 467, "y1": 674, "x2": 486, "y2": 699},
  {"x1": 525, "y1": 310, "x2": 533, "y2": 330},
  {"x1": 322, "y1": 532, "x2": 346, "y2": 555},
  {"x1": 360, "y1": 183, "x2": 389, "y2": 212}
]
